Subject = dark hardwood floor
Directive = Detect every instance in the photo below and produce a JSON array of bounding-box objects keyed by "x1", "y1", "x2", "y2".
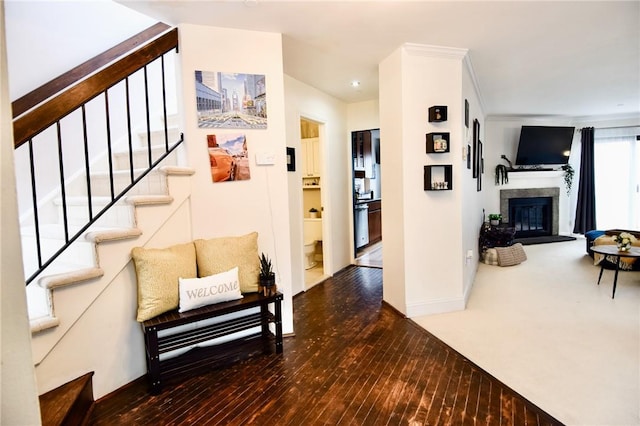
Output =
[{"x1": 90, "y1": 266, "x2": 563, "y2": 425}]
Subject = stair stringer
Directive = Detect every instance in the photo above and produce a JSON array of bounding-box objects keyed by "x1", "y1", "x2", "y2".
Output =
[{"x1": 30, "y1": 167, "x2": 195, "y2": 368}]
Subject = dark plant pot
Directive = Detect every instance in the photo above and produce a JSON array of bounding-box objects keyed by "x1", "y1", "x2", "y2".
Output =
[{"x1": 259, "y1": 273, "x2": 276, "y2": 296}]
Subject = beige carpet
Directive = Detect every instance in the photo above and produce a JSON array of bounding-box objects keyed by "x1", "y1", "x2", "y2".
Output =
[{"x1": 414, "y1": 237, "x2": 640, "y2": 426}]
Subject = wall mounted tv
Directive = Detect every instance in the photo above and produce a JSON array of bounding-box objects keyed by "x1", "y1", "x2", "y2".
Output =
[{"x1": 515, "y1": 125, "x2": 575, "y2": 166}]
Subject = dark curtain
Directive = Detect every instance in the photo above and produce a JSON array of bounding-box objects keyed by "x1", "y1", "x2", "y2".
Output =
[{"x1": 573, "y1": 127, "x2": 596, "y2": 234}]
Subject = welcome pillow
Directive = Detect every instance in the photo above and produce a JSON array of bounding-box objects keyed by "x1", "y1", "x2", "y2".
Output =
[{"x1": 179, "y1": 267, "x2": 243, "y2": 313}]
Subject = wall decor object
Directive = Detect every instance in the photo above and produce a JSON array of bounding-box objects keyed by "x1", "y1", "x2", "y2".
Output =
[
  {"x1": 195, "y1": 70, "x2": 267, "y2": 129},
  {"x1": 464, "y1": 99, "x2": 469, "y2": 128},
  {"x1": 428, "y1": 105, "x2": 447, "y2": 122},
  {"x1": 426, "y1": 132, "x2": 450, "y2": 153},
  {"x1": 286, "y1": 147, "x2": 295, "y2": 172},
  {"x1": 424, "y1": 165, "x2": 453, "y2": 191},
  {"x1": 477, "y1": 140, "x2": 483, "y2": 191},
  {"x1": 206, "y1": 133, "x2": 251, "y2": 183},
  {"x1": 467, "y1": 144, "x2": 471, "y2": 169},
  {"x1": 472, "y1": 119, "x2": 480, "y2": 178}
]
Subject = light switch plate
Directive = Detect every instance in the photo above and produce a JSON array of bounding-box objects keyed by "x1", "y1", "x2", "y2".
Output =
[{"x1": 255, "y1": 152, "x2": 276, "y2": 165}]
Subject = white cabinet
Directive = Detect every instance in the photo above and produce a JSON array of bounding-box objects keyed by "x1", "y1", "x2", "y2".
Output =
[{"x1": 301, "y1": 137, "x2": 321, "y2": 177}]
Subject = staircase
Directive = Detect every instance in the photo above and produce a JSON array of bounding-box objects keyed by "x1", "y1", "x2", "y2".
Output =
[
  {"x1": 26, "y1": 120, "x2": 194, "y2": 366},
  {"x1": 9, "y1": 25, "x2": 197, "y2": 401},
  {"x1": 25, "y1": 123, "x2": 183, "y2": 316}
]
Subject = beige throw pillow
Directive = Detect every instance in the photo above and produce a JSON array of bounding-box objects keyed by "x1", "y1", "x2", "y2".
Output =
[
  {"x1": 495, "y1": 243, "x2": 527, "y2": 267},
  {"x1": 194, "y1": 232, "x2": 260, "y2": 293},
  {"x1": 131, "y1": 242, "x2": 197, "y2": 322}
]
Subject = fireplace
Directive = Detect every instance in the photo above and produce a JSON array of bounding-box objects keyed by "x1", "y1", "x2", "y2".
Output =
[
  {"x1": 509, "y1": 196, "x2": 552, "y2": 237},
  {"x1": 500, "y1": 187, "x2": 560, "y2": 238}
]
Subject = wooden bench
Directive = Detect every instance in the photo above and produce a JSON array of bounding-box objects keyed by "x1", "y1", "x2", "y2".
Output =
[{"x1": 142, "y1": 291, "x2": 283, "y2": 394}]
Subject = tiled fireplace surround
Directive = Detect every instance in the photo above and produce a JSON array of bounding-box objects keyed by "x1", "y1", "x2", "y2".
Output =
[{"x1": 499, "y1": 187, "x2": 560, "y2": 236}]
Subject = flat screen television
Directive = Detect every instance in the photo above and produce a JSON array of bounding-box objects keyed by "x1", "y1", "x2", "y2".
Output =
[{"x1": 515, "y1": 125, "x2": 575, "y2": 166}]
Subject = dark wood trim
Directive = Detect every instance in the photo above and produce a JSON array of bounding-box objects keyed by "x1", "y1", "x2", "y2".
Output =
[
  {"x1": 11, "y1": 23, "x2": 170, "y2": 119},
  {"x1": 13, "y1": 28, "x2": 178, "y2": 149}
]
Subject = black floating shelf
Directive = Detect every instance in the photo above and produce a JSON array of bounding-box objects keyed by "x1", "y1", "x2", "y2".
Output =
[
  {"x1": 428, "y1": 105, "x2": 447, "y2": 122},
  {"x1": 426, "y1": 132, "x2": 450, "y2": 153},
  {"x1": 424, "y1": 164, "x2": 453, "y2": 191}
]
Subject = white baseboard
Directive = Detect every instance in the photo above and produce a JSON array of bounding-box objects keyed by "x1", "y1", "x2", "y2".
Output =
[{"x1": 406, "y1": 295, "x2": 466, "y2": 318}]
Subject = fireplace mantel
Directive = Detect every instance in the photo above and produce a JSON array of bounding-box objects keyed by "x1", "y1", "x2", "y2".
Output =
[{"x1": 508, "y1": 170, "x2": 563, "y2": 180}]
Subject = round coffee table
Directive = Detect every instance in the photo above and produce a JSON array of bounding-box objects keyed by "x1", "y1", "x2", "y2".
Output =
[{"x1": 591, "y1": 245, "x2": 640, "y2": 298}]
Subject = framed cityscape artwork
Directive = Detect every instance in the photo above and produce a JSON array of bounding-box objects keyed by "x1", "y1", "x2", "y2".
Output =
[{"x1": 195, "y1": 71, "x2": 267, "y2": 129}]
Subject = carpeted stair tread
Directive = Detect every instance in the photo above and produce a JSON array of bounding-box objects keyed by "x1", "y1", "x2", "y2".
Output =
[{"x1": 38, "y1": 266, "x2": 104, "y2": 290}]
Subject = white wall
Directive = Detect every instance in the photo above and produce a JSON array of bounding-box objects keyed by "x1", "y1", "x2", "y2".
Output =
[
  {"x1": 460, "y1": 57, "x2": 486, "y2": 297},
  {"x1": 347, "y1": 100, "x2": 380, "y2": 131},
  {"x1": 380, "y1": 44, "x2": 484, "y2": 317},
  {"x1": 379, "y1": 48, "x2": 407, "y2": 312},
  {"x1": 283, "y1": 75, "x2": 350, "y2": 296},
  {"x1": 178, "y1": 24, "x2": 294, "y2": 334},
  {"x1": 0, "y1": 2, "x2": 41, "y2": 422},
  {"x1": 5, "y1": 0, "x2": 156, "y2": 100}
]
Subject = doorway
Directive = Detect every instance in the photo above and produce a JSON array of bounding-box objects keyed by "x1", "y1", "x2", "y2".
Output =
[
  {"x1": 301, "y1": 118, "x2": 328, "y2": 288},
  {"x1": 352, "y1": 129, "x2": 382, "y2": 268}
]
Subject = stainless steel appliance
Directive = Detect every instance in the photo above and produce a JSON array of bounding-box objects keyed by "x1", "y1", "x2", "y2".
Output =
[{"x1": 355, "y1": 203, "x2": 369, "y2": 248}]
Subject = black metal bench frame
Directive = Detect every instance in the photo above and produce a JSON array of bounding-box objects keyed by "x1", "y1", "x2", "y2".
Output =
[{"x1": 142, "y1": 291, "x2": 283, "y2": 394}]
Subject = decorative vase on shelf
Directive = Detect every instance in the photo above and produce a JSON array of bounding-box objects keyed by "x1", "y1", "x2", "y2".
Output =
[{"x1": 614, "y1": 232, "x2": 636, "y2": 252}]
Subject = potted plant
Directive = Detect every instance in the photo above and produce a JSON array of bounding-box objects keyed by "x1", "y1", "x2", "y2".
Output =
[
  {"x1": 259, "y1": 253, "x2": 276, "y2": 296},
  {"x1": 488, "y1": 213, "x2": 502, "y2": 226},
  {"x1": 309, "y1": 207, "x2": 319, "y2": 218},
  {"x1": 561, "y1": 164, "x2": 574, "y2": 196}
]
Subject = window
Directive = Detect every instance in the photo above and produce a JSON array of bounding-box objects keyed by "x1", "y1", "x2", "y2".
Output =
[{"x1": 594, "y1": 127, "x2": 639, "y2": 230}]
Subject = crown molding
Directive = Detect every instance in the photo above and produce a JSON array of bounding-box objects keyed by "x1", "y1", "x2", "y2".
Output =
[
  {"x1": 463, "y1": 53, "x2": 486, "y2": 119},
  {"x1": 486, "y1": 112, "x2": 640, "y2": 125},
  {"x1": 403, "y1": 43, "x2": 467, "y2": 60},
  {"x1": 402, "y1": 43, "x2": 487, "y2": 119}
]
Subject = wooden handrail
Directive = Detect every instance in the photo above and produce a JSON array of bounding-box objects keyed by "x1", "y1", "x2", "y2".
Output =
[
  {"x1": 11, "y1": 23, "x2": 170, "y2": 119},
  {"x1": 13, "y1": 28, "x2": 178, "y2": 149}
]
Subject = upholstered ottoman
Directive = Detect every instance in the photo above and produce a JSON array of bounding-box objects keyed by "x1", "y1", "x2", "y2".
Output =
[{"x1": 585, "y1": 230, "x2": 605, "y2": 257}]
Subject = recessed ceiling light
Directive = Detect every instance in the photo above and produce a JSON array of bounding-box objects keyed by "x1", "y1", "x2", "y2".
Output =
[{"x1": 351, "y1": 80, "x2": 361, "y2": 88}]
